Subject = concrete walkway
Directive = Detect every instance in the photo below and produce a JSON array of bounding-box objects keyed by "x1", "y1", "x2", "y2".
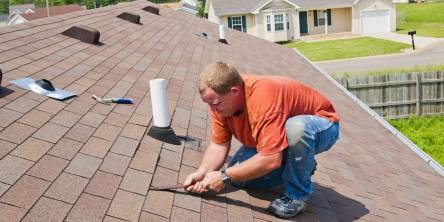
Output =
[
  {"x1": 366, "y1": 32, "x2": 443, "y2": 50},
  {"x1": 315, "y1": 32, "x2": 444, "y2": 74}
]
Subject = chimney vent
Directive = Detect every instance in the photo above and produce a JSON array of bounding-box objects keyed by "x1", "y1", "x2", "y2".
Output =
[
  {"x1": 62, "y1": 25, "x2": 100, "y2": 45},
  {"x1": 143, "y1": 6, "x2": 160, "y2": 15},
  {"x1": 117, "y1": 12, "x2": 141, "y2": 24}
]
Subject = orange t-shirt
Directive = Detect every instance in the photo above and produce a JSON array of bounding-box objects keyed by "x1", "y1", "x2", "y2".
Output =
[{"x1": 210, "y1": 74, "x2": 339, "y2": 155}]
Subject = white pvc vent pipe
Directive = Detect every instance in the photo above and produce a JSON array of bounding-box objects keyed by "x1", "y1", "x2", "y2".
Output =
[
  {"x1": 149, "y1": 79, "x2": 169, "y2": 128},
  {"x1": 219, "y1": 24, "x2": 225, "y2": 40}
]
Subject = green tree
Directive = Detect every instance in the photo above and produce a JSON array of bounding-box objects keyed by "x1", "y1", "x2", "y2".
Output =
[
  {"x1": 196, "y1": 0, "x2": 206, "y2": 18},
  {"x1": 0, "y1": 0, "x2": 8, "y2": 14}
]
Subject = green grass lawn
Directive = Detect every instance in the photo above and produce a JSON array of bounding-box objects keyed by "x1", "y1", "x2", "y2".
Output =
[
  {"x1": 283, "y1": 37, "x2": 410, "y2": 61},
  {"x1": 397, "y1": 2, "x2": 444, "y2": 37},
  {"x1": 388, "y1": 115, "x2": 444, "y2": 167}
]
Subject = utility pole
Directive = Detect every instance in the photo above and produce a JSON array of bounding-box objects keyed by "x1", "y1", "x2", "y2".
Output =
[{"x1": 46, "y1": 0, "x2": 50, "y2": 17}]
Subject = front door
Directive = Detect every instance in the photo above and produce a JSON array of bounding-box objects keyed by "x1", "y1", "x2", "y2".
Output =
[{"x1": 299, "y1": 11, "x2": 308, "y2": 34}]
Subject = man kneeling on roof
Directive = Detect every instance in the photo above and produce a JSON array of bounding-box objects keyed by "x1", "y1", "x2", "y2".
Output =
[{"x1": 184, "y1": 62, "x2": 340, "y2": 219}]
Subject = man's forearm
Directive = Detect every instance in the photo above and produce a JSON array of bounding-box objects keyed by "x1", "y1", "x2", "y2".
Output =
[
  {"x1": 225, "y1": 152, "x2": 282, "y2": 181},
  {"x1": 197, "y1": 142, "x2": 230, "y2": 174}
]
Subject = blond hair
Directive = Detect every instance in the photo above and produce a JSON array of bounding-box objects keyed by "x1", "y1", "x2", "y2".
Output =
[{"x1": 199, "y1": 62, "x2": 243, "y2": 95}]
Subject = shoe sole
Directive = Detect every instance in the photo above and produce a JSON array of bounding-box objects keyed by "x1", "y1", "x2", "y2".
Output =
[{"x1": 266, "y1": 204, "x2": 307, "y2": 219}]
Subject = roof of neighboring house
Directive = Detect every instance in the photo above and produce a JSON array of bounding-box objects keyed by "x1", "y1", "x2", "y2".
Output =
[
  {"x1": 0, "y1": 0, "x2": 443, "y2": 221},
  {"x1": 8, "y1": 4, "x2": 35, "y2": 16},
  {"x1": 211, "y1": 0, "x2": 357, "y2": 16},
  {"x1": 181, "y1": 3, "x2": 198, "y2": 14},
  {"x1": 20, "y1": 4, "x2": 84, "y2": 21}
]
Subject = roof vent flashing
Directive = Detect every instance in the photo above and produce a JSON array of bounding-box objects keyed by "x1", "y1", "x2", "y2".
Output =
[
  {"x1": 62, "y1": 25, "x2": 101, "y2": 45},
  {"x1": 117, "y1": 12, "x2": 141, "y2": 24},
  {"x1": 143, "y1": 5, "x2": 160, "y2": 15}
]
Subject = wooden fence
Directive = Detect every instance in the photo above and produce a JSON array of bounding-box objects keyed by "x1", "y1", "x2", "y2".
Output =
[{"x1": 336, "y1": 71, "x2": 444, "y2": 119}]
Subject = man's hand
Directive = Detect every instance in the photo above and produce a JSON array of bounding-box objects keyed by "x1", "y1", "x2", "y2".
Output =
[
  {"x1": 184, "y1": 171, "x2": 206, "y2": 193},
  {"x1": 201, "y1": 171, "x2": 225, "y2": 192}
]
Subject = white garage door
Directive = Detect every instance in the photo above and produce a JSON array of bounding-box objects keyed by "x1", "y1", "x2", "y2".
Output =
[{"x1": 361, "y1": 10, "x2": 390, "y2": 34}]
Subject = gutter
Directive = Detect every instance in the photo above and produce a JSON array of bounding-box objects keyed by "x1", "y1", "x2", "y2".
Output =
[{"x1": 292, "y1": 49, "x2": 444, "y2": 178}]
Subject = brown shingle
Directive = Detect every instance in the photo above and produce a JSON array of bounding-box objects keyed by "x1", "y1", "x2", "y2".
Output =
[
  {"x1": 35, "y1": 99, "x2": 66, "y2": 115},
  {"x1": 0, "y1": 155, "x2": 34, "y2": 185},
  {"x1": 99, "y1": 152, "x2": 131, "y2": 176},
  {"x1": 119, "y1": 168, "x2": 152, "y2": 195},
  {"x1": 65, "y1": 123, "x2": 96, "y2": 143},
  {"x1": 50, "y1": 110, "x2": 82, "y2": 127},
  {"x1": 171, "y1": 206, "x2": 200, "y2": 222},
  {"x1": 66, "y1": 193, "x2": 111, "y2": 222},
  {"x1": 93, "y1": 123, "x2": 122, "y2": 142},
  {"x1": 85, "y1": 171, "x2": 122, "y2": 199},
  {"x1": 44, "y1": 172, "x2": 89, "y2": 204},
  {"x1": 110, "y1": 136, "x2": 139, "y2": 157},
  {"x1": 0, "y1": 203, "x2": 27, "y2": 221},
  {"x1": 139, "y1": 212, "x2": 169, "y2": 222},
  {"x1": 26, "y1": 155, "x2": 69, "y2": 181},
  {"x1": 0, "y1": 175, "x2": 50, "y2": 209},
  {"x1": 80, "y1": 136, "x2": 113, "y2": 158},
  {"x1": 21, "y1": 197, "x2": 72, "y2": 222},
  {"x1": 120, "y1": 123, "x2": 146, "y2": 140},
  {"x1": 48, "y1": 138, "x2": 83, "y2": 160},
  {"x1": 4, "y1": 97, "x2": 40, "y2": 114},
  {"x1": 0, "y1": 122, "x2": 37, "y2": 144},
  {"x1": 17, "y1": 109, "x2": 52, "y2": 128},
  {"x1": 201, "y1": 203, "x2": 227, "y2": 222},
  {"x1": 0, "y1": 108, "x2": 22, "y2": 127},
  {"x1": 79, "y1": 112, "x2": 106, "y2": 128},
  {"x1": 64, "y1": 153, "x2": 102, "y2": 178},
  {"x1": 107, "y1": 189, "x2": 144, "y2": 221},
  {"x1": 32, "y1": 122, "x2": 69, "y2": 143},
  {"x1": 158, "y1": 148, "x2": 182, "y2": 171},
  {"x1": 0, "y1": 140, "x2": 16, "y2": 159},
  {"x1": 11, "y1": 137, "x2": 53, "y2": 161},
  {"x1": 143, "y1": 190, "x2": 174, "y2": 218},
  {"x1": 129, "y1": 150, "x2": 158, "y2": 174}
]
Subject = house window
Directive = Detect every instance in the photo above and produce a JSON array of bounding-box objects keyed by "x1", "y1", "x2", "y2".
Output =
[
  {"x1": 274, "y1": 14, "x2": 284, "y2": 31},
  {"x1": 266, "y1": 15, "x2": 271, "y2": 32},
  {"x1": 231, "y1": 16, "x2": 243, "y2": 32},
  {"x1": 314, "y1": 9, "x2": 331, "y2": 27},
  {"x1": 318, "y1": 10, "x2": 326, "y2": 26}
]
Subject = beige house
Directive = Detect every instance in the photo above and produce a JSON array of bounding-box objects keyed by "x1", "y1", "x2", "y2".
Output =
[{"x1": 205, "y1": 0, "x2": 396, "y2": 42}]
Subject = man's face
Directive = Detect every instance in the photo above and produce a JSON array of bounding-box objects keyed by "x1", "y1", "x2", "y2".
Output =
[{"x1": 200, "y1": 87, "x2": 242, "y2": 117}]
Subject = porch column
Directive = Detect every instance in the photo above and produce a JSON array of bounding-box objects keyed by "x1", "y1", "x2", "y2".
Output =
[
  {"x1": 255, "y1": 14, "x2": 259, "y2": 36},
  {"x1": 324, "y1": 11, "x2": 328, "y2": 35}
]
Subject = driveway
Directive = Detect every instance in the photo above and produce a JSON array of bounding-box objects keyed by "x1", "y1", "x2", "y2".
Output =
[
  {"x1": 366, "y1": 32, "x2": 443, "y2": 49},
  {"x1": 316, "y1": 33, "x2": 444, "y2": 74}
]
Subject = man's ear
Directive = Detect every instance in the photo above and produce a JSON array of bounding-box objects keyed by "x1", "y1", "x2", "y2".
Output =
[{"x1": 230, "y1": 86, "x2": 240, "y2": 95}]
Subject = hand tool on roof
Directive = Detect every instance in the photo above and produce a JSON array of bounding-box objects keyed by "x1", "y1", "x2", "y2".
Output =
[
  {"x1": 149, "y1": 183, "x2": 188, "y2": 191},
  {"x1": 92, "y1": 94, "x2": 133, "y2": 104}
]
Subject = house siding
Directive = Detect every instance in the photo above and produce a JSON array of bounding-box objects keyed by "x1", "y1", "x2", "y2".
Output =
[
  {"x1": 353, "y1": 0, "x2": 396, "y2": 34},
  {"x1": 207, "y1": 0, "x2": 221, "y2": 24},
  {"x1": 307, "y1": 8, "x2": 352, "y2": 35}
]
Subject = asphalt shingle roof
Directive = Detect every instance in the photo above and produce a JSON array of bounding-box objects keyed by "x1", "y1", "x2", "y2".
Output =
[{"x1": 0, "y1": 0, "x2": 443, "y2": 221}]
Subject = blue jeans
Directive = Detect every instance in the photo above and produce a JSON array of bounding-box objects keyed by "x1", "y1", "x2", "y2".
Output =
[{"x1": 227, "y1": 115, "x2": 339, "y2": 201}]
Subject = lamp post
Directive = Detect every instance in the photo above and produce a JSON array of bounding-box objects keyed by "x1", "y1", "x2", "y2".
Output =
[{"x1": 408, "y1": 30, "x2": 416, "y2": 50}]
